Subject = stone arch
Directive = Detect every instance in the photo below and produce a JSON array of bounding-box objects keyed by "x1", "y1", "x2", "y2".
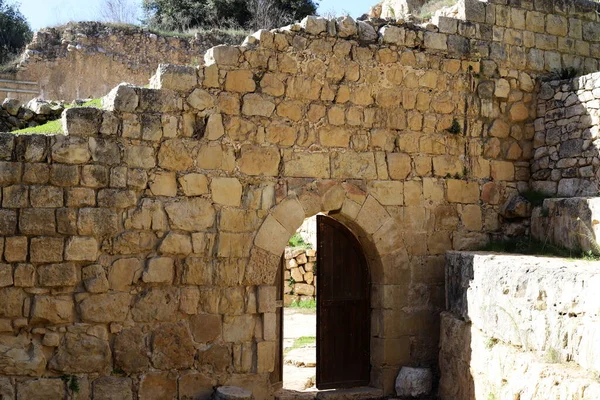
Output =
[{"x1": 246, "y1": 180, "x2": 408, "y2": 392}]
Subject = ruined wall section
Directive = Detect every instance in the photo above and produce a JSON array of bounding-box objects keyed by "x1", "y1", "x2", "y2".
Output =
[
  {"x1": 533, "y1": 72, "x2": 600, "y2": 196},
  {"x1": 1, "y1": 22, "x2": 247, "y2": 103},
  {"x1": 440, "y1": 252, "x2": 600, "y2": 400}
]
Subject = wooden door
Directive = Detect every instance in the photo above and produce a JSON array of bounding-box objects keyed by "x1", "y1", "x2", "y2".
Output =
[{"x1": 316, "y1": 215, "x2": 370, "y2": 389}]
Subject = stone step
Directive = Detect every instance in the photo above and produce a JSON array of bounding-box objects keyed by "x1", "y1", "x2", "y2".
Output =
[
  {"x1": 214, "y1": 386, "x2": 253, "y2": 400},
  {"x1": 276, "y1": 387, "x2": 384, "y2": 400}
]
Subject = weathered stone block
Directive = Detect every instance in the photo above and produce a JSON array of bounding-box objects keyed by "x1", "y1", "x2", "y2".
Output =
[
  {"x1": 62, "y1": 107, "x2": 102, "y2": 137},
  {"x1": 93, "y1": 377, "x2": 133, "y2": 400},
  {"x1": 190, "y1": 314, "x2": 222, "y2": 343},
  {"x1": 79, "y1": 293, "x2": 131, "y2": 322},
  {"x1": 64, "y1": 236, "x2": 98, "y2": 261},
  {"x1": 223, "y1": 315, "x2": 255, "y2": 342},
  {"x1": 212, "y1": 177, "x2": 243, "y2": 206},
  {"x1": 30, "y1": 237, "x2": 64, "y2": 263},
  {"x1": 82, "y1": 264, "x2": 109, "y2": 293},
  {"x1": 165, "y1": 198, "x2": 216, "y2": 231},
  {"x1": 131, "y1": 287, "x2": 179, "y2": 322},
  {"x1": 30, "y1": 295, "x2": 73, "y2": 324},
  {"x1": 4, "y1": 236, "x2": 27, "y2": 262},
  {"x1": 447, "y1": 180, "x2": 480, "y2": 203},
  {"x1": 142, "y1": 257, "x2": 174, "y2": 284},
  {"x1": 16, "y1": 379, "x2": 64, "y2": 400},
  {"x1": 114, "y1": 326, "x2": 150, "y2": 374},
  {"x1": 37, "y1": 263, "x2": 77, "y2": 287},
  {"x1": 151, "y1": 322, "x2": 195, "y2": 369},
  {"x1": 139, "y1": 372, "x2": 177, "y2": 400}
]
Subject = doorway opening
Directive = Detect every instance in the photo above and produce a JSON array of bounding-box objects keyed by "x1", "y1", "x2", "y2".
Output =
[{"x1": 275, "y1": 214, "x2": 371, "y2": 393}]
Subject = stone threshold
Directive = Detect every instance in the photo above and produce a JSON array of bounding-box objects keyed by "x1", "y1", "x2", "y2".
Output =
[{"x1": 275, "y1": 387, "x2": 384, "y2": 400}]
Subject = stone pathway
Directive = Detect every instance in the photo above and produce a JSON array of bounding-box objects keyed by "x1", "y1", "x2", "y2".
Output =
[{"x1": 283, "y1": 308, "x2": 317, "y2": 392}]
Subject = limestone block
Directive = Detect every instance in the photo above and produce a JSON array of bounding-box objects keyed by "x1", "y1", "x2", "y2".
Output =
[
  {"x1": 165, "y1": 198, "x2": 216, "y2": 231},
  {"x1": 151, "y1": 322, "x2": 195, "y2": 369},
  {"x1": 286, "y1": 76, "x2": 322, "y2": 101},
  {"x1": 224, "y1": 70, "x2": 255, "y2": 94},
  {"x1": 64, "y1": 236, "x2": 98, "y2": 261},
  {"x1": 241, "y1": 94, "x2": 275, "y2": 117},
  {"x1": 212, "y1": 177, "x2": 243, "y2": 206},
  {"x1": 223, "y1": 315, "x2": 255, "y2": 342},
  {"x1": 5, "y1": 236, "x2": 27, "y2": 262},
  {"x1": 113, "y1": 327, "x2": 150, "y2": 374},
  {"x1": 300, "y1": 15, "x2": 327, "y2": 35},
  {"x1": 30, "y1": 185, "x2": 63, "y2": 208},
  {"x1": 490, "y1": 161, "x2": 515, "y2": 181},
  {"x1": 38, "y1": 263, "x2": 77, "y2": 287},
  {"x1": 190, "y1": 314, "x2": 222, "y2": 343},
  {"x1": 179, "y1": 373, "x2": 215, "y2": 400},
  {"x1": 81, "y1": 165, "x2": 109, "y2": 188},
  {"x1": 149, "y1": 171, "x2": 177, "y2": 197},
  {"x1": 14, "y1": 264, "x2": 34, "y2": 287},
  {"x1": 0, "y1": 264, "x2": 11, "y2": 287},
  {"x1": 368, "y1": 181, "x2": 404, "y2": 206},
  {"x1": 3, "y1": 185, "x2": 28, "y2": 208},
  {"x1": 30, "y1": 295, "x2": 73, "y2": 324},
  {"x1": 152, "y1": 64, "x2": 198, "y2": 92},
  {"x1": 139, "y1": 372, "x2": 177, "y2": 400},
  {"x1": 0, "y1": 210, "x2": 16, "y2": 236},
  {"x1": 108, "y1": 258, "x2": 142, "y2": 291},
  {"x1": 137, "y1": 88, "x2": 183, "y2": 113},
  {"x1": 358, "y1": 21, "x2": 378, "y2": 42},
  {"x1": 424, "y1": 32, "x2": 447, "y2": 50},
  {"x1": 336, "y1": 16, "x2": 357, "y2": 38},
  {"x1": 82, "y1": 264, "x2": 109, "y2": 293},
  {"x1": 183, "y1": 257, "x2": 213, "y2": 285},
  {"x1": 93, "y1": 377, "x2": 133, "y2": 400},
  {"x1": 396, "y1": 367, "x2": 433, "y2": 397},
  {"x1": 331, "y1": 152, "x2": 377, "y2": 179},
  {"x1": 254, "y1": 215, "x2": 290, "y2": 256},
  {"x1": 77, "y1": 208, "x2": 119, "y2": 237},
  {"x1": 272, "y1": 198, "x2": 305, "y2": 234},
  {"x1": 79, "y1": 293, "x2": 131, "y2": 322},
  {"x1": 159, "y1": 232, "x2": 192, "y2": 255},
  {"x1": 179, "y1": 173, "x2": 209, "y2": 196},
  {"x1": 142, "y1": 257, "x2": 174, "y2": 284},
  {"x1": 356, "y1": 196, "x2": 389, "y2": 235},
  {"x1": 103, "y1": 83, "x2": 139, "y2": 113},
  {"x1": 131, "y1": 287, "x2": 179, "y2": 322},
  {"x1": 50, "y1": 164, "x2": 79, "y2": 186},
  {"x1": 238, "y1": 146, "x2": 280, "y2": 176},
  {"x1": 16, "y1": 379, "x2": 64, "y2": 400},
  {"x1": 30, "y1": 237, "x2": 63, "y2": 263},
  {"x1": 124, "y1": 145, "x2": 156, "y2": 169},
  {"x1": 113, "y1": 231, "x2": 157, "y2": 255},
  {"x1": 380, "y1": 25, "x2": 405, "y2": 45},
  {"x1": 61, "y1": 107, "x2": 102, "y2": 137},
  {"x1": 388, "y1": 153, "x2": 412, "y2": 180},
  {"x1": 158, "y1": 139, "x2": 194, "y2": 171},
  {"x1": 509, "y1": 102, "x2": 530, "y2": 122},
  {"x1": 447, "y1": 180, "x2": 479, "y2": 203},
  {"x1": 205, "y1": 45, "x2": 241, "y2": 66}
]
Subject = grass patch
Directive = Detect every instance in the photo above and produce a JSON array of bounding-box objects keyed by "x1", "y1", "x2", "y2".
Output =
[
  {"x1": 288, "y1": 298, "x2": 316, "y2": 310},
  {"x1": 480, "y1": 237, "x2": 600, "y2": 261},
  {"x1": 288, "y1": 233, "x2": 312, "y2": 249},
  {"x1": 13, "y1": 98, "x2": 102, "y2": 135},
  {"x1": 13, "y1": 119, "x2": 63, "y2": 135},
  {"x1": 416, "y1": 0, "x2": 457, "y2": 19},
  {"x1": 284, "y1": 336, "x2": 316, "y2": 355}
]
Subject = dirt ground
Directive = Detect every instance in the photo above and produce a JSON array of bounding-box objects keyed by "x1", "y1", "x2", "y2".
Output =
[{"x1": 283, "y1": 308, "x2": 317, "y2": 392}]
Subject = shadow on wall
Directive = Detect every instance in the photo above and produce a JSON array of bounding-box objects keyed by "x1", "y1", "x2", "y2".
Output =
[
  {"x1": 532, "y1": 74, "x2": 600, "y2": 198},
  {"x1": 438, "y1": 255, "x2": 475, "y2": 399}
]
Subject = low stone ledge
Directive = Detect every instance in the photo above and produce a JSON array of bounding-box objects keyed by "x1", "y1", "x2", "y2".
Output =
[{"x1": 446, "y1": 251, "x2": 600, "y2": 372}]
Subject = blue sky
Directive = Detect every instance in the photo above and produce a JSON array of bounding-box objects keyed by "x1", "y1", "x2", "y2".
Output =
[{"x1": 18, "y1": 0, "x2": 367, "y2": 31}]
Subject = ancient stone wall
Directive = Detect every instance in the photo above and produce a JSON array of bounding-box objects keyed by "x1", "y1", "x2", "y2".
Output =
[
  {"x1": 283, "y1": 247, "x2": 316, "y2": 304},
  {"x1": 0, "y1": 0, "x2": 600, "y2": 396},
  {"x1": 533, "y1": 72, "x2": 600, "y2": 196},
  {"x1": 1, "y1": 22, "x2": 247, "y2": 103},
  {"x1": 440, "y1": 252, "x2": 600, "y2": 400}
]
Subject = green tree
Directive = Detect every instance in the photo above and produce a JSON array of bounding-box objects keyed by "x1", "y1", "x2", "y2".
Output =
[
  {"x1": 143, "y1": 0, "x2": 318, "y2": 32},
  {"x1": 0, "y1": 0, "x2": 32, "y2": 65}
]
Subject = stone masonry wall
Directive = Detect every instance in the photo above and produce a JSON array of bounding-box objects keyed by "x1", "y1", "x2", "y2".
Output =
[
  {"x1": 1, "y1": 0, "x2": 600, "y2": 396},
  {"x1": 533, "y1": 72, "x2": 600, "y2": 196},
  {"x1": 440, "y1": 252, "x2": 600, "y2": 400},
  {"x1": 1, "y1": 22, "x2": 247, "y2": 103},
  {"x1": 283, "y1": 247, "x2": 316, "y2": 304}
]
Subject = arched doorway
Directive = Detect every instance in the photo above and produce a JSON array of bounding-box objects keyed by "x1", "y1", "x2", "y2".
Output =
[{"x1": 316, "y1": 215, "x2": 370, "y2": 389}]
